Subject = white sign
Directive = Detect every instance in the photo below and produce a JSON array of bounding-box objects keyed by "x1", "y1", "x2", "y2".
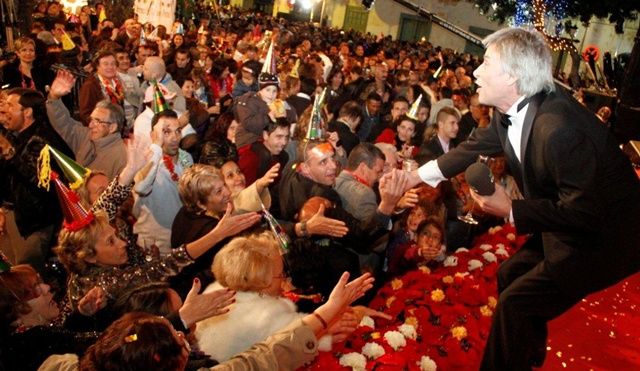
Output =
[{"x1": 134, "y1": 0, "x2": 176, "y2": 30}]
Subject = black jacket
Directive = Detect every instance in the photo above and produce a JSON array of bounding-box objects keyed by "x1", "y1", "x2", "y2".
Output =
[
  {"x1": 436, "y1": 86, "x2": 640, "y2": 295},
  {"x1": 0, "y1": 121, "x2": 73, "y2": 237}
]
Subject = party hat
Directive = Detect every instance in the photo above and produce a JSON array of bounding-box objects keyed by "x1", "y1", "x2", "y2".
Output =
[
  {"x1": 61, "y1": 31, "x2": 76, "y2": 51},
  {"x1": 152, "y1": 81, "x2": 170, "y2": 114},
  {"x1": 288, "y1": 59, "x2": 300, "y2": 79},
  {"x1": 406, "y1": 94, "x2": 423, "y2": 120},
  {"x1": 98, "y1": 8, "x2": 107, "y2": 22},
  {"x1": 0, "y1": 251, "x2": 11, "y2": 273},
  {"x1": 38, "y1": 145, "x2": 91, "y2": 191},
  {"x1": 139, "y1": 30, "x2": 147, "y2": 46},
  {"x1": 260, "y1": 200, "x2": 290, "y2": 254},
  {"x1": 50, "y1": 171, "x2": 95, "y2": 231},
  {"x1": 147, "y1": 27, "x2": 158, "y2": 42},
  {"x1": 258, "y1": 41, "x2": 279, "y2": 89},
  {"x1": 305, "y1": 88, "x2": 327, "y2": 141},
  {"x1": 175, "y1": 23, "x2": 184, "y2": 35}
]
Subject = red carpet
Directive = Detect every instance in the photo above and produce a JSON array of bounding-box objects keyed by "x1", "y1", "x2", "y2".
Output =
[
  {"x1": 305, "y1": 225, "x2": 640, "y2": 370},
  {"x1": 542, "y1": 272, "x2": 640, "y2": 370}
]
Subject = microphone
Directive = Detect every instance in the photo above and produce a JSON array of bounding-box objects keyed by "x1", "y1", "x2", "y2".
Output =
[
  {"x1": 51, "y1": 64, "x2": 90, "y2": 78},
  {"x1": 465, "y1": 162, "x2": 495, "y2": 196}
]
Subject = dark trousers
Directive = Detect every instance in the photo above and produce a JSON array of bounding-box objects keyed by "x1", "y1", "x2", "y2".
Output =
[{"x1": 480, "y1": 235, "x2": 581, "y2": 371}]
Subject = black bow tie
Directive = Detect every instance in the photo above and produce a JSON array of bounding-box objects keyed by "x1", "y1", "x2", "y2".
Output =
[{"x1": 500, "y1": 97, "x2": 531, "y2": 128}]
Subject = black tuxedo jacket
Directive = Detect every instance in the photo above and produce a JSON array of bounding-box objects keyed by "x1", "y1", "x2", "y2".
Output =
[{"x1": 435, "y1": 85, "x2": 640, "y2": 295}]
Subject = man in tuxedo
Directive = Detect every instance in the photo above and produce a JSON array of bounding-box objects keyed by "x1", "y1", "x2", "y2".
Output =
[{"x1": 407, "y1": 28, "x2": 640, "y2": 370}]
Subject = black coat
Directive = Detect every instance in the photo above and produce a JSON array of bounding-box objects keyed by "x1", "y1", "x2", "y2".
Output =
[
  {"x1": 0, "y1": 121, "x2": 73, "y2": 237},
  {"x1": 1, "y1": 63, "x2": 54, "y2": 97},
  {"x1": 327, "y1": 119, "x2": 360, "y2": 156},
  {"x1": 170, "y1": 208, "x2": 222, "y2": 298},
  {"x1": 436, "y1": 85, "x2": 640, "y2": 295},
  {"x1": 0, "y1": 326, "x2": 98, "y2": 371}
]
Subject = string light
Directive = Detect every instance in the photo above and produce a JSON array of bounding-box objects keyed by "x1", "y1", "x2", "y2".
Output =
[{"x1": 529, "y1": 0, "x2": 578, "y2": 53}]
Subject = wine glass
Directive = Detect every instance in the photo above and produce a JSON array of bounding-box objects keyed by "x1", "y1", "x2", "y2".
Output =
[{"x1": 458, "y1": 155, "x2": 493, "y2": 225}]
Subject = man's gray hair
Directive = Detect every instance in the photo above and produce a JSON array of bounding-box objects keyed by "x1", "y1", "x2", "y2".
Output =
[
  {"x1": 483, "y1": 28, "x2": 555, "y2": 97},
  {"x1": 95, "y1": 100, "x2": 125, "y2": 132}
]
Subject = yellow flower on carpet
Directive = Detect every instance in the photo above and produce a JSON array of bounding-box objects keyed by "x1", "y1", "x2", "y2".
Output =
[
  {"x1": 419, "y1": 266, "x2": 431, "y2": 274},
  {"x1": 405, "y1": 316, "x2": 419, "y2": 328},
  {"x1": 451, "y1": 326, "x2": 468, "y2": 340},
  {"x1": 480, "y1": 305, "x2": 493, "y2": 317},
  {"x1": 386, "y1": 296, "x2": 396, "y2": 308},
  {"x1": 431, "y1": 289, "x2": 445, "y2": 302},
  {"x1": 454, "y1": 272, "x2": 469, "y2": 279},
  {"x1": 507, "y1": 233, "x2": 516, "y2": 241},
  {"x1": 488, "y1": 296, "x2": 497, "y2": 308},
  {"x1": 371, "y1": 331, "x2": 381, "y2": 340},
  {"x1": 391, "y1": 278, "x2": 404, "y2": 290},
  {"x1": 442, "y1": 275, "x2": 454, "y2": 284}
]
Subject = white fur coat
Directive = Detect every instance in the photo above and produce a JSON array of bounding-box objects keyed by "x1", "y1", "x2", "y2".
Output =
[{"x1": 195, "y1": 282, "x2": 305, "y2": 362}]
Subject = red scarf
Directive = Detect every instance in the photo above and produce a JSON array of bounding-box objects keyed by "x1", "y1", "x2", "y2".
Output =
[
  {"x1": 98, "y1": 75, "x2": 125, "y2": 105},
  {"x1": 163, "y1": 155, "x2": 179, "y2": 182}
]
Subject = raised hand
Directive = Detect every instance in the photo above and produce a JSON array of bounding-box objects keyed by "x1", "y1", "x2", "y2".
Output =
[
  {"x1": 77, "y1": 286, "x2": 107, "y2": 316},
  {"x1": 120, "y1": 136, "x2": 150, "y2": 184},
  {"x1": 305, "y1": 203, "x2": 349, "y2": 238},
  {"x1": 255, "y1": 163, "x2": 280, "y2": 193},
  {"x1": 396, "y1": 188, "x2": 419, "y2": 210},
  {"x1": 150, "y1": 118, "x2": 165, "y2": 148},
  {"x1": 213, "y1": 202, "x2": 262, "y2": 239},
  {"x1": 327, "y1": 272, "x2": 375, "y2": 309},
  {"x1": 178, "y1": 278, "x2": 236, "y2": 327},
  {"x1": 378, "y1": 169, "x2": 409, "y2": 215},
  {"x1": 48, "y1": 70, "x2": 76, "y2": 100}
]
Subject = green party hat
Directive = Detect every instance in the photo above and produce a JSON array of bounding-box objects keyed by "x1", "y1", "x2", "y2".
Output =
[
  {"x1": 152, "y1": 81, "x2": 170, "y2": 114},
  {"x1": 37, "y1": 145, "x2": 91, "y2": 191}
]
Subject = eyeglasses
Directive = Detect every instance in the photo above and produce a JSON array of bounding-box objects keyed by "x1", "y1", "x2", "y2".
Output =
[{"x1": 89, "y1": 117, "x2": 113, "y2": 126}]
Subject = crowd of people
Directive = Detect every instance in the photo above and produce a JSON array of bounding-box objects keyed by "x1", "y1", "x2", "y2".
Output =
[{"x1": 0, "y1": 2, "x2": 637, "y2": 371}]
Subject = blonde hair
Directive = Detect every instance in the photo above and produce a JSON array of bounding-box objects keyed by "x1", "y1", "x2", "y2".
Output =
[
  {"x1": 14, "y1": 37, "x2": 36, "y2": 52},
  {"x1": 212, "y1": 231, "x2": 281, "y2": 292},
  {"x1": 178, "y1": 164, "x2": 222, "y2": 213},
  {"x1": 54, "y1": 211, "x2": 110, "y2": 274}
]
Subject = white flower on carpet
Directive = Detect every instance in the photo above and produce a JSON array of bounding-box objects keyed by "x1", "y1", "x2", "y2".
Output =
[
  {"x1": 359, "y1": 315, "x2": 375, "y2": 328},
  {"x1": 398, "y1": 323, "x2": 417, "y2": 340},
  {"x1": 495, "y1": 247, "x2": 509, "y2": 257},
  {"x1": 443, "y1": 256, "x2": 458, "y2": 267},
  {"x1": 468, "y1": 259, "x2": 483, "y2": 271},
  {"x1": 479, "y1": 244, "x2": 493, "y2": 251},
  {"x1": 482, "y1": 251, "x2": 497, "y2": 263},
  {"x1": 362, "y1": 342, "x2": 385, "y2": 359},
  {"x1": 455, "y1": 247, "x2": 469, "y2": 253},
  {"x1": 339, "y1": 352, "x2": 367, "y2": 370},
  {"x1": 384, "y1": 330, "x2": 407, "y2": 350},
  {"x1": 454, "y1": 272, "x2": 469, "y2": 278},
  {"x1": 496, "y1": 243, "x2": 505, "y2": 249},
  {"x1": 418, "y1": 355, "x2": 438, "y2": 371},
  {"x1": 489, "y1": 226, "x2": 503, "y2": 234}
]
